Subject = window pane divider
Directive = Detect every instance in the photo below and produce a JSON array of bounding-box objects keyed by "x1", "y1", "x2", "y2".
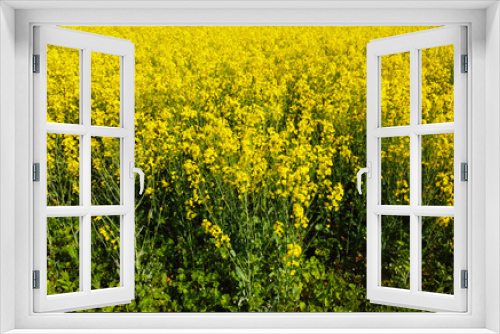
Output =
[
  {"x1": 90, "y1": 126, "x2": 130, "y2": 138},
  {"x1": 373, "y1": 123, "x2": 454, "y2": 138},
  {"x1": 409, "y1": 46, "x2": 420, "y2": 295},
  {"x1": 373, "y1": 205, "x2": 454, "y2": 216},
  {"x1": 46, "y1": 123, "x2": 87, "y2": 135},
  {"x1": 412, "y1": 123, "x2": 454, "y2": 135},
  {"x1": 373, "y1": 205, "x2": 411, "y2": 215},
  {"x1": 372, "y1": 126, "x2": 411, "y2": 138},
  {"x1": 46, "y1": 123, "x2": 130, "y2": 138},
  {"x1": 46, "y1": 206, "x2": 88, "y2": 217},
  {"x1": 91, "y1": 205, "x2": 130, "y2": 216},
  {"x1": 82, "y1": 47, "x2": 92, "y2": 296},
  {"x1": 46, "y1": 205, "x2": 130, "y2": 217},
  {"x1": 411, "y1": 206, "x2": 455, "y2": 217}
]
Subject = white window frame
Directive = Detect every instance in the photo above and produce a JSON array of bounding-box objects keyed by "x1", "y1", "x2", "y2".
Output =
[
  {"x1": 1, "y1": 1, "x2": 499, "y2": 333},
  {"x1": 33, "y1": 26, "x2": 136, "y2": 313},
  {"x1": 365, "y1": 26, "x2": 468, "y2": 312}
]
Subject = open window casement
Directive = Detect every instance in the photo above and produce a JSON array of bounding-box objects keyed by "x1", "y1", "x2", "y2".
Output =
[
  {"x1": 361, "y1": 26, "x2": 467, "y2": 312},
  {"x1": 33, "y1": 26, "x2": 140, "y2": 312}
]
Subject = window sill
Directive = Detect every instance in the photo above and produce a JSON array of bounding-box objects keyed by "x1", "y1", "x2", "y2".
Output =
[{"x1": 3, "y1": 330, "x2": 498, "y2": 334}]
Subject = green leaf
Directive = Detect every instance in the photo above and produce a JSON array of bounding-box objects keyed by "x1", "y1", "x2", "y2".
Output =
[{"x1": 235, "y1": 267, "x2": 249, "y2": 282}]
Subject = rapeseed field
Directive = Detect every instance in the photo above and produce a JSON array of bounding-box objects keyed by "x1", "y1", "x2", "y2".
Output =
[{"x1": 46, "y1": 26, "x2": 455, "y2": 312}]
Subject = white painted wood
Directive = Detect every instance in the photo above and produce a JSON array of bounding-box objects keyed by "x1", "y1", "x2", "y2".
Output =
[
  {"x1": 90, "y1": 126, "x2": 130, "y2": 138},
  {"x1": 3, "y1": 0, "x2": 498, "y2": 10},
  {"x1": 451, "y1": 25, "x2": 468, "y2": 313},
  {"x1": 372, "y1": 126, "x2": 412, "y2": 138},
  {"x1": 485, "y1": 3, "x2": 500, "y2": 333},
  {"x1": 366, "y1": 32, "x2": 379, "y2": 315},
  {"x1": 366, "y1": 26, "x2": 467, "y2": 312},
  {"x1": 46, "y1": 206, "x2": 130, "y2": 217},
  {"x1": 81, "y1": 46, "x2": 92, "y2": 296},
  {"x1": 122, "y1": 44, "x2": 135, "y2": 296},
  {"x1": 372, "y1": 123, "x2": 455, "y2": 138},
  {"x1": 11, "y1": 6, "x2": 486, "y2": 332},
  {"x1": 372, "y1": 205, "x2": 411, "y2": 215},
  {"x1": 368, "y1": 26, "x2": 466, "y2": 56},
  {"x1": 34, "y1": 26, "x2": 133, "y2": 57},
  {"x1": 372, "y1": 205, "x2": 454, "y2": 217},
  {"x1": 91, "y1": 206, "x2": 131, "y2": 216},
  {"x1": 0, "y1": 2, "x2": 17, "y2": 333},
  {"x1": 412, "y1": 123, "x2": 455, "y2": 135},
  {"x1": 32, "y1": 24, "x2": 49, "y2": 314},
  {"x1": 46, "y1": 206, "x2": 87, "y2": 217},
  {"x1": 40, "y1": 288, "x2": 131, "y2": 313},
  {"x1": 46, "y1": 123, "x2": 130, "y2": 137},
  {"x1": 409, "y1": 45, "x2": 420, "y2": 299},
  {"x1": 411, "y1": 206, "x2": 455, "y2": 217},
  {"x1": 1, "y1": 329, "x2": 498, "y2": 334},
  {"x1": 33, "y1": 26, "x2": 135, "y2": 313}
]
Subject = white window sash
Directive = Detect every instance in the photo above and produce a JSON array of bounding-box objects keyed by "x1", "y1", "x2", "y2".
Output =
[
  {"x1": 366, "y1": 26, "x2": 467, "y2": 312},
  {"x1": 32, "y1": 26, "x2": 136, "y2": 313}
]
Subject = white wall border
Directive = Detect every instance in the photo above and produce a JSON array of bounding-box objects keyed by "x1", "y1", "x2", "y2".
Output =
[
  {"x1": 2, "y1": 3, "x2": 493, "y2": 334},
  {"x1": 2, "y1": 0, "x2": 498, "y2": 10},
  {"x1": 4, "y1": 329, "x2": 499, "y2": 334},
  {"x1": 0, "y1": 2, "x2": 16, "y2": 334},
  {"x1": 485, "y1": 2, "x2": 500, "y2": 333}
]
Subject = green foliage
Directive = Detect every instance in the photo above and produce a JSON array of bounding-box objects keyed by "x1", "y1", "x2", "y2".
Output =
[{"x1": 44, "y1": 26, "x2": 454, "y2": 313}]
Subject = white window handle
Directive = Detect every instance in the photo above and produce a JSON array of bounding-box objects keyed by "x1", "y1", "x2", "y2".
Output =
[
  {"x1": 357, "y1": 162, "x2": 372, "y2": 195},
  {"x1": 129, "y1": 162, "x2": 145, "y2": 195}
]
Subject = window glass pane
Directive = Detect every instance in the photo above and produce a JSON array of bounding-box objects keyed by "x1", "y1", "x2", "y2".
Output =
[
  {"x1": 91, "y1": 215, "x2": 120, "y2": 289},
  {"x1": 421, "y1": 45, "x2": 454, "y2": 124},
  {"x1": 47, "y1": 133, "x2": 80, "y2": 206},
  {"x1": 91, "y1": 52, "x2": 121, "y2": 127},
  {"x1": 381, "y1": 52, "x2": 410, "y2": 127},
  {"x1": 381, "y1": 215, "x2": 410, "y2": 289},
  {"x1": 421, "y1": 216, "x2": 454, "y2": 294},
  {"x1": 91, "y1": 137, "x2": 120, "y2": 206},
  {"x1": 47, "y1": 217, "x2": 80, "y2": 295},
  {"x1": 381, "y1": 136, "x2": 410, "y2": 205},
  {"x1": 421, "y1": 133, "x2": 454, "y2": 206},
  {"x1": 47, "y1": 45, "x2": 80, "y2": 124}
]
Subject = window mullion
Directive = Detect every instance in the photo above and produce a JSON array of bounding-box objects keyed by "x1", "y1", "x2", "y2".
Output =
[
  {"x1": 82, "y1": 47, "x2": 92, "y2": 294},
  {"x1": 409, "y1": 47, "x2": 421, "y2": 294}
]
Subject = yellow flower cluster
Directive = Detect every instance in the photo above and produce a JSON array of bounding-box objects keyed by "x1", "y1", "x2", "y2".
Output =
[
  {"x1": 201, "y1": 219, "x2": 231, "y2": 249},
  {"x1": 283, "y1": 243, "x2": 302, "y2": 274},
  {"x1": 46, "y1": 26, "x2": 455, "y2": 268},
  {"x1": 326, "y1": 183, "x2": 344, "y2": 212},
  {"x1": 273, "y1": 221, "x2": 284, "y2": 238},
  {"x1": 47, "y1": 45, "x2": 80, "y2": 125},
  {"x1": 286, "y1": 243, "x2": 302, "y2": 258},
  {"x1": 292, "y1": 203, "x2": 308, "y2": 228},
  {"x1": 381, "y1": 52, "x2": 411, "y2": 127},
  {"x1": 437, "y1": 217, "x2": 452, "y2": 227},
  {"x1": 95, "y1": 217, "x2": 120, "y2": 251}
]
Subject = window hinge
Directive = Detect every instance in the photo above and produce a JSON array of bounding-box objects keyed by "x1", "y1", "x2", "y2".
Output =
[
  {"x1": 33, "y1": 54, "x2": 40, "y2": 73},
  {"x1": 461, "y1": 162, "x2": 468, "y2": 181},
  {"x1": 33, "y1": 163, "x2": 40, "y2": 182},
  {"x1": 33, "y1": 270, "x2": 40, "y2": 289},
  {"x1": 461, "y1": 270, "x2": 468, "y2": 289},
  {"x1": 461, "y1": 54, "x2": 468, "y2": 73}
]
